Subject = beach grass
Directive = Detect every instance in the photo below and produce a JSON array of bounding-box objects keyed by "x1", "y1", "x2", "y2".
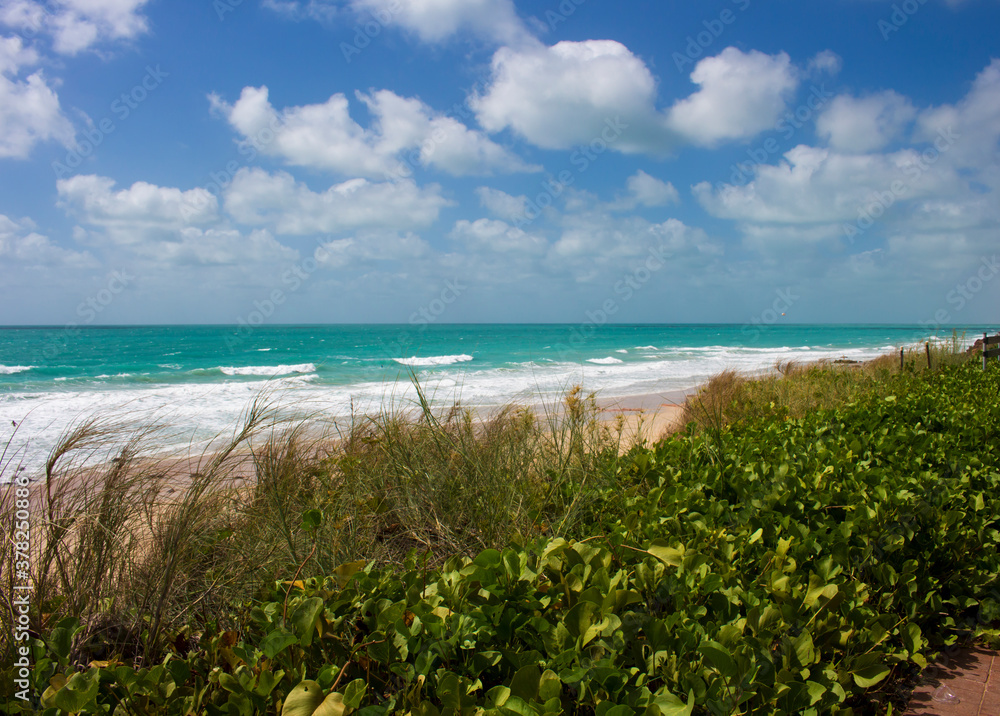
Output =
[
  {"x1": 682, "y1": 332, "x2": 971, "y2": 432},
  {"x1": 0, "y1": 381, "x2": 638, "y2": 667},
  {"x1": 2, "y1": 339, "x2": 998, "y2": 715}
]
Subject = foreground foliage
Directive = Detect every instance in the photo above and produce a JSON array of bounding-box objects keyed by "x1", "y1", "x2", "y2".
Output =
[{"x1": 3, "y1": 360, "x2": 1000, "y2": 715}]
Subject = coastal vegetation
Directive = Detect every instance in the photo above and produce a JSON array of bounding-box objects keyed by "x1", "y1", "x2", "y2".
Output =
[{"x1": 2, "y1": 342, "x2": 999, "y2": 715}]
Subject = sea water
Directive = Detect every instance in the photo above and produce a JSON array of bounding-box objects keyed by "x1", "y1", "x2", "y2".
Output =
[{"x1": 1, "y1": 324, "x2": 992, "y2": 475}]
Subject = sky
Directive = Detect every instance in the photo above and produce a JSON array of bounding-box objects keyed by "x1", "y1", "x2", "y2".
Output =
[{"x1": 1, "y1": 0, "x2": 999, "y2": 327}]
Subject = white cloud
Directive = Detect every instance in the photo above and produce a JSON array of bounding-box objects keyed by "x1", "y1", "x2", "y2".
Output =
[
  {"x1": 259, "y1": 0, "x2": 340, "y2": 23},
  {"x1": 0, "y1": 32, "x2": 36, "y2": 73},
  {"x1": 694, "y1": 144, "x2": 960, "y2": 225},
  {"x1": 618, "y1": 170, "x2": 679, "y2": 209},
  {"x1": 473, "y1": 40, "x2": 672, "y2": 153},
  {"x1": 816, "y1": 91, "x2": 916, "y2": 153},
  {"x1": 318, "y1": 230, "x2": 430, "y2": 269},
  {"x1": 450, "y1": 218, "x2": 547, "y2": 254},
  {"x1": 0, "y1": 213, "x2": 95, "y2": 266},
  {"x1": 0, "y1": 35, "x2": 74, "y2": 158},
  {"x1": 352, "y1": 0, "x2": 532, "y2": 45},
  {"x1": 806, "y1": 50, "x2": 842, "y2": 77},
  {"x1": 56, "y1": 174, "x2": 299, "y2": 267},
  {"x1": 550, "y1": 213, "x2": 718, "y2": 268},
  {"x1": 266, "y1": 0, "x2": 532, "y2": 45},
  {"x1": 223, "y1": 167, "x2": 452, "y2": 235},
  {"x1": 476, "y1": 186, "x2": 529, "y2": 222},
  {"x1": 0, "y1": 0, "x2": 150, "y2": 55},
  {"x1": 58, "y1": 175, "x2": 219, "y2": 240},
  {"x1": 473, "y1": 43, "x2": 799, "y2": 154},
  {"x1": 916, "y1": 58, "x2": 1000, "y2": 171},
  {"x1": 158, "y1": 227, "x2": 297, "y2": 267},
  {"x1": 211, "y1": 85, "x2": 537, "y2": 178},
  {"x1": 665, "y1": 48, "x2": 799, "y2": 147}
]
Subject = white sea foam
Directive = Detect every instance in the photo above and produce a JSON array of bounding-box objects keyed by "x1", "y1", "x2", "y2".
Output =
[
  {"x1": 0, "y1": 365, "x2": 33, "y2": 375},
  {"x1": 393, "y1": 354, "x2": 474, "y2": 366},
  {"x1": 615, "y1": 349, "x2": 628, "y2": 354},
  {"x1": 587, "y1": 357, "x2": 624, "y2": 365},
  {"x1": 218, "y1": 363, "x2": 316, "y2": 376}
]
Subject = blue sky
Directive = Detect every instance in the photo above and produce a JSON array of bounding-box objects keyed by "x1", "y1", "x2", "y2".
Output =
[{"x1": 1, "y1": 0, "x2": 999, "y2": 326}]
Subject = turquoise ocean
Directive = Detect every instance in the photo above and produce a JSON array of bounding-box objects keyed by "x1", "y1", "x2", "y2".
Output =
[{"x1": 1, "y1": 324, "x2": 995, "y2": 475}]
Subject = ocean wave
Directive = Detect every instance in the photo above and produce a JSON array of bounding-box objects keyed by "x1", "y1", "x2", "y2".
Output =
[
  {"x1": 0, "y1": 365, "x2": 33, "y2": 375},
  {"x1": 219, "y1": 363, "x2": 317, "y2": 376},
  {"x1": 635, "y1": 346, "x2": 658, "y2": 350},
  {"x1": 393, "y1": 354, "x2": 474, "y2": 367},
  {"x1": 615, "y1": 349, "x2": 628, "y2": 354},
  {"x1": 587, "y1": 357, "x2": 624, "y2": 365}
]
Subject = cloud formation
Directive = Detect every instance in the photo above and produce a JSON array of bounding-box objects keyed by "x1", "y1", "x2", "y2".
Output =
[
  {"x1": 211, "y1": 86, "x2": 539, "y2": 178},
  {"x1": 0, "y1": 0, "x2": 150, "y2": 55},
  {"x1": 0, "y1": 35, "x2": 74, "y2": 158},
  {"x1": 473, "y1": 43, "x2": 800, "y2": 154}
]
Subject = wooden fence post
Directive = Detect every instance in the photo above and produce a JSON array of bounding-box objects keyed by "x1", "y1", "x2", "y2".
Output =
[
  {"x1": 900, "y1": 347, "x2": 904, "y2": 371},
  {"x1": 984, "y1": 333, "x2": 1000, "y2": 371},
  {"x1": 925, "y1": 342, "x2": 931, "y2": 370}
]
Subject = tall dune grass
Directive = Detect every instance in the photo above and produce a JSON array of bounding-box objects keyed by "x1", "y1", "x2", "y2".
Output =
[
  {"x1": 682, "y1": 334, "x2": 971, "y2": 432},
  {"x1": 0, "y1": 382, "x2": 639, "y2": 666}
]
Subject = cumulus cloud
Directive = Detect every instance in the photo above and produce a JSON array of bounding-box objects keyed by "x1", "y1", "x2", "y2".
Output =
[
  {"x1": 915, "y1": 58, "x2": 1000, "y2": 171},
  {"x1": 473, "y1": 43, "x2": 799, "y2": 154},
  {"x1": 317, "y1": 230, "x2": 430, "y2": 268},
  {"x1": 0, "y1": 213, "x2": 95, "y2": 266},
  {"x1": 665, "y1": 48, "x2": 799, "y2": 147},
  {"x1": 473, "y1": 40, "x2": 671, "y2": 152},
  {"x1": 0, "y1": 35, "x2": 74, "y2": 158},
  {"x1": 693, "y1": 144, "x2": 961, "y2": 225},
  {"x1": 816, "y1": 91, "x2": 916, "y2": 153},
  {"x1": 223, "y1": 167, "x2": 452, "y2": 235},
  {"x1": 549, "y1": 210, "x2": 720, "y2": 278},
  {"x1": 616, "y1": 170, "x2": 680, "y2": 209},
  {"x1": 806, "y1": 50, "x2": 842, "y2": 77},
  {"x1": 161, "y1": 227, "x2": 298, "y2": 266},
  {"x1": 351, "y1": 0, "x2": 532, "y2": 46},
  {"x1": 58, "y1": 174, "x2": 219, "y2": 239},
  {"x1": 56, "y1": 174, "x2": 298, "y2": 267},
  {"x1": 694, "y1": 57, "x2": 1000, "y2": 257},
  {"x1": 0, "y1": 0, "x2": 150, "y2": 55},
  {"x1": 211, "y1": 85, "x2": 538, "y2": 178},
  {"x1": 475, "y1": 186, "x2": 529, "y2": 222},
  {"x1": 264, "y1": 0, "x2": 532, "y2": 46},
  {"x1": 450, "y1": 218, "x2": 547, "y2": 254}
]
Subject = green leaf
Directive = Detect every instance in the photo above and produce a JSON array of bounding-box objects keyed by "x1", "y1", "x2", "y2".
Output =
[
  {"x1": 282, "y1": 680, "x2": 324, "y2": 716},
  {"x1": 290, "y1": 597, "x2": 325, "y2": 647},
  {"x1": 509, "y1": 664, "x2": 540, "y2": 702},
  {"x1": 47, "y1": 617, "x2": 81, "y2": 664},
  {"x1": 262, "y1": 628, "x2": 300, "y2": 659},
  {"x1": 852, "y1": 662, "x2": 891, "y2": 688},
  {"x1": 314, "y1": 692, "x2": 348, "y2": 716},
  {"x1": 791, "y1": 630, "x2": 816, "y2": 667},
  {"x1": 538, "y1": 669, "x2": 562, "y2": 702},
  {"x1": 563, "y1": 601, "x2": 599, "y2": 639},
  {"x1": 300, "y1": 508, "x2": 323, "y2": 533},
  {"x1": 652, "y1": 687, "x2": 695, "y2": 716},
  {"x1": 647, "y1": 541, "x2": 685, "y2": 567},
  {"x1": 342, "y1": 679, "x2": 367, "y2": 710},
  {"x1": 699, "y1": 642, "x2": 737, "y2": 680},
  {"x1": 51, "y1": 668, "x2": 99, "y2": 712}
]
